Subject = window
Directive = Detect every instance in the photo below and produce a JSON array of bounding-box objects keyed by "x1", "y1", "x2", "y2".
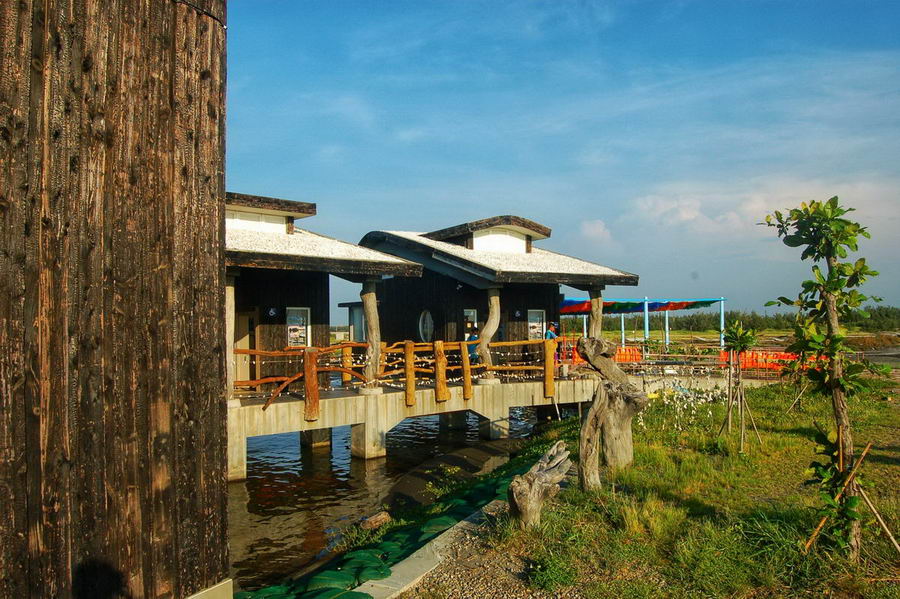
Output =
[
  {"x1": 286, "y1": 306, "x2": 311, "y2": 347},
  {"x1": 418, "y1": 309, "x2": 434, "y2": 342},
  {"x1": 463, "y1": 308, "x2": 478, "y2": 336},
  {"x1": 527, "y1": 309, "x2": 546, "y2": 340}
]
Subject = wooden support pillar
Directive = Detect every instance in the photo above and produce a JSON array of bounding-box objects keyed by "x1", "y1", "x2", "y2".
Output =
[
  {"x1": 361, "y1": 279, "x2": 382, "y2": 386},
  {"x1": 226, "y1": 275, "x2": 236, "y2": 402},
  {"x1": 460, "y1": 342, "x2": 474, "y2": 400},
  {"x1": 304, "y1": 348, "x2": 320, "y2": 421},
  {"x1": 478, "y1": 287, "x2": 501, "y2": 377},
  {"x1": 588, "y1": 287, "x2": 604, "y2": 338},
  {"x1": 404, "y1": 341, "x2": 417, "y2": 406},
  {"x1": 434, "y1": 340, "x2": 450, "y2": 401}
]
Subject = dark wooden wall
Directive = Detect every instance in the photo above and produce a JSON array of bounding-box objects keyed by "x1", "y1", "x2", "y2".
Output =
[
  {"x1": 377, "y1": 271, "x2": 560, "y2": 344},
  {"x1": 0, "y1": 1, "x2": 228, "y2": 598},
  {"x1": 233, "y1": 268, "x2": 329, "y2": 379}
]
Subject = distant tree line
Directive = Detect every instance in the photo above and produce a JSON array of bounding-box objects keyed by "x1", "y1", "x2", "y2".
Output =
[{"x1": 560, "y1": 305, "x2": 899, "y2": 335}]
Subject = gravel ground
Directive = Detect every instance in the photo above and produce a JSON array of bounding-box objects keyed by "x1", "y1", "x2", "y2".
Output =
[{"x1": 398, "y1": 504, "x2": 585, "y2": 599}]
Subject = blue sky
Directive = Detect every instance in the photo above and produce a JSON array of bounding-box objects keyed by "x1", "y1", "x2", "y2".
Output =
[{"x1": 226, "y1": 1, "x2": 900, "y2": 321}]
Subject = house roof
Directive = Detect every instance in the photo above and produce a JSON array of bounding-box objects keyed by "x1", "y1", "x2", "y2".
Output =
[
  {"x1": 226, "y1": 228, "x2": 422, "y2": 279},
  {"x1": 225, "y1": 191, "x2": 317, "y2": 219},
  {"x1": 359, "y1": 230, "x2": 638, "y2": 289},
  {"x1": 424, "y1": 215, "x2": 551, "y2": 241}
]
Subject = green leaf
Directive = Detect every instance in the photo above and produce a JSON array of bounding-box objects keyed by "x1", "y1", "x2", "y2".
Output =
[
  {"x1": 356, "y1": 565, "x2": 391, "y2": 584},
  {"x1": 306, "y1": 570, "x2": 358, "y2": 591},
  {"x1": 301, "y1": 589, "x2": 374, "y2": 599},
  {"x1": 420, "y1": 515, "x2": 458, "y2": 534},
  {"x1": 341, "y1": 550, "x2": 385, "y2": 567}
]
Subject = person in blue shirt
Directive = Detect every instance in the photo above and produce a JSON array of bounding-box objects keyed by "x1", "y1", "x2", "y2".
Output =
[
  {"x1": 467, "y1": 327, "x2": 480, "y2": 363},
  {"x1": 545, "y1": 322, "x2": 559, "y2": 340}
]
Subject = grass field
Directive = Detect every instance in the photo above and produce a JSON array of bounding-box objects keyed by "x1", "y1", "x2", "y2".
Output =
[{"x1": 487, "y1": 379, "x2": 899, "y2": 598}]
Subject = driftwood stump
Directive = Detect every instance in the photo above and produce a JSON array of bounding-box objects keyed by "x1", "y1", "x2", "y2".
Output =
[
  {"x1": 577, "y1": 338, "x2": 650, "y2": 490},
  {"x1": 508, "y1": 440, "x2": 572, "y2": 529},
  {"x1": 578, "y1": 382, "x2": 608, "y2": 492}
]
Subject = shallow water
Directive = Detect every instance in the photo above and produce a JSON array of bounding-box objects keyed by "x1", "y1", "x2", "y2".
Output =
[{"x1": 228, "y1": 408, "x2": 539, "y2": 591}]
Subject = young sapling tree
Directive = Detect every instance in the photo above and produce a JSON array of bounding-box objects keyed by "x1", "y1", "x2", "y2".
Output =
[{"x1": 765, "y1": 196, "x2": 886, "y2": 559}]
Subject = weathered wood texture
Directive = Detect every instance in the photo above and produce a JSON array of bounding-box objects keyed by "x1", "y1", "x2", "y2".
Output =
[
  {"x1": 361, "y1": 280, "x2": 381, "y2": 386},
  {"x1": 508, "y1": 440, "x2": 571, "y2": 529},
  {"x1": 577, "y1": 337, "x2": 650, "y2": 472},
  {"x1": 0, "y1": 1, "x2": 228, "y2": 597},
  {"x1": 477, "y1": 288, "x2": 501, "y2": 375}
]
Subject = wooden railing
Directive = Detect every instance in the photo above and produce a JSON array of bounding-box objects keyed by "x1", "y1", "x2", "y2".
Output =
[
  {"x1": 557, "y1": 335, "x2": 860, "y2": 381},
  {"x1": 233, "y1": 338, "x2": 559, "y2": 421}
]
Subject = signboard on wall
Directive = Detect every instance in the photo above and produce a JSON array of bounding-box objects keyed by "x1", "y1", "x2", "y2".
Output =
[
  {"x1": 527, "y1": 309, "x2": 546, "y2": 340},
  {"x1": 286, "y1": 306, "x2": 311, "y2": 347}
]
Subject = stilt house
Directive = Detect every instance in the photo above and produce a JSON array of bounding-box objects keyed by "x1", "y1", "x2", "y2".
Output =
[
  {"x1": 224, "y1": 192, "x2": 421, "y2": 392},
  {"x1": 359, "y1": 215, "x2": 639, "y2": 344}
]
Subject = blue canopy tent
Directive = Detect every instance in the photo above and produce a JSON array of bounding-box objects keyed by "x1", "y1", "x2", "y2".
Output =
[{"x1": 559, "y1": 297, "x2": 727, "y2": 347}]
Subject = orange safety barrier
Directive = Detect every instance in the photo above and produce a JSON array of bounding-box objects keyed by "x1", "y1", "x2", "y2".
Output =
[
  {"x1": 615, "y1": 346, "x2": 643, "y2": 363},
  {"x1": 719, "y1": 350, "x2": 800, "y2": 370}
]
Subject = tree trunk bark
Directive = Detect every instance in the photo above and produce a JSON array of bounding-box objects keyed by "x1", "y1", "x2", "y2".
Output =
[
  {"x1": 824, "y1": 256, "x2": 860, "y2": 560},
  {"x1": 478, "y1": 287, "x2": 501, "y2": 377},
  {"x1": 578, "y1": 382, "x2": 608, "y2": 492},
  {"x1": 588, "y1": 287, "x2": 604, "y2": 339},
  {"x1": 577, "y1": 337, "x2": 650, "y2": 471},
  {"x1": 508, "y1": 440, "x2": 571, "y2": 529},
  {"x1": 361, "y1": 280, "x2": 382, "y2": 386}
]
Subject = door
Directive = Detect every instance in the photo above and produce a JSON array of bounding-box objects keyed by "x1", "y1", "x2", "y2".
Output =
[{"x1": 235, "y1": 311, "x2": 256, "y2": 381}]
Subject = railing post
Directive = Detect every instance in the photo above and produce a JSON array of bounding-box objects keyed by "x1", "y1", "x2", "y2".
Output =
[
  {"x1": 404, "y1": 341, "x2": 416, "y2": 407},
  {"x1": 304, "y1": 348, "x2": 320, "y2": 421},
  {"x1": 543, "y1": 339, "x2": 556, "y2": 399},
  {"x1": 460, "y1": 341, "x2": 473, "y2": 400},
  {"x1": 434, "y1": 341, "x2": 449, "y2": 402},
  {"x1": 378, "y1": 341, "x2": 387, "y2": 378},
  {"x1": 341, "y1": 345, "x2": 352, "y2": 386}
]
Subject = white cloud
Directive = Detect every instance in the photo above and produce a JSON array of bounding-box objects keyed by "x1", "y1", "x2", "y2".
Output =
[{"x1": 580, "y1": 218, "x2": 615, "y2": 245}]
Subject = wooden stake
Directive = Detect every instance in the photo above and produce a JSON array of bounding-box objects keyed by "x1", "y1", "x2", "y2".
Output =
[
  {"x1": 543, "y1": 339, "x2": 556, "y2": 399},
  {"x1": 858, "y1": 487, "x2": 900, "y2": 556},
  {"x1": 341, "y1": 346, "x2": 353, "y2": 386},
  {"x1": 404, "y1": 341, "x2": 416, "y2": 407},
  {"x1": 460, "y1": 342, "x2": 473, "y2": 400},
  {"x1": 434, "y1": 340, "x2": 449, "y2": 402},
  {"x1": 804, "y1": 442, "x2": 873, "y2": 552},
  {"x1": 304, "y1": 348, "x2": 320, "y2": 421}
]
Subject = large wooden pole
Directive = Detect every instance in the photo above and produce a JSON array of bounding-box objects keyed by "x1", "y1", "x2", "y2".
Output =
[
  {"x1": 477, "y1": 287, "x2": 501, "y2": 377},
  {"x1": 588, "y1": 287, "x2": 604, "y2": 338},
  {"x1": 361, "y1": 279, "x2": 382, "y2": 386},
  {"x1": 0, "y1": 1, "x2": 228, "y2": 597}
]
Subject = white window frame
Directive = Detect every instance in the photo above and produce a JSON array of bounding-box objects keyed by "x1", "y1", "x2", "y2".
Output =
[{"x1": 418, "y1": 309, "x2": 435, "y2": 343}]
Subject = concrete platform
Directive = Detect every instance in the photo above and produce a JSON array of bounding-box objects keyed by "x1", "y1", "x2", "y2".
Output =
[{"x1": 227, "y1": 378, "x2": 597, "y2": 481}]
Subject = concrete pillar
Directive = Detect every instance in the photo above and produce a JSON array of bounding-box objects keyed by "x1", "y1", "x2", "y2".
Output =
[
  {"x1": 300, "y1": 428, "x2": 331, "y2": 448},
  {"x1": 477, "y1": 405, "x2": 509, "y2": 440},
  {"x1": 227, "y1": 430, "x2": 247, "y2": 481},
  {"x1": 440, "y1": 411, "x2": 469, "y2": 431},
  {"x1": 351, "y1": 388, "x2": 399, "y2": 459},
  {"x1": 225, "y1": 275, "x2": 236, "y2": 402}
]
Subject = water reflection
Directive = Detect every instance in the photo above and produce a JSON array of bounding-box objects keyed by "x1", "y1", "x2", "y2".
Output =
[{"x1": 228, "y1": 408, "x2": 539, "y2": 590}]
